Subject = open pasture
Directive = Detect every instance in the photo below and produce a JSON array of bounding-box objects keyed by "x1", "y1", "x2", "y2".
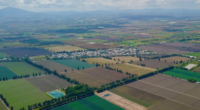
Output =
[
  {"x1": 185, "y1": 52, "x2": 200, "y2": 57},
  {"x1": 0, "y1": 79, "x2": 50, "y2": 110},
  {"x1": 109, "y1": 63, "x2": 155, "y2": 76},
  {"x1": 60, "y1": 67, "x2": 128, "y2": 87},
  {"x1": 82, "y1": 58, "x2": 119, "y2": 66},
  {"x1": 163, "y1": 69, "x2": 200, "y2": 81},
  {"x1": 132, "y1": 60, "x2": 175, "y2": 69},
  {"x1": 34, "y1": 60, "x2": 73, "y2": 73},
  {"x1": 47, "y1": 45, "x2": 85, "y2": 52},
  {"x1": 160, "y1": 56, "x2": 190, "y2": 63},
  {"x1": 75, "y1": 43, "x2": 115, "y2": 49},
  {"x1": 0, "y1": 52, "x2": 9, "y2": 58},
  {"x1": 110, "y1": 85, "x2": 165, "y2": 108},
  {"x1": 3, "y1": 62, "x2": 46, "y2": 76},
  {"x1": 54, "y1": 59, "x2": 95, "y2": 70},
  {"x1": 96, "y1": 91, "x2": 147, "y2": 110},
  {"x1": 112, "y1": 56, "x2": 140, "y2": 63},
  {"x1": 0, "y1": 66, "x2": 16, "y2": 80},
  {"x1": 51, "y1": 95, "x2": 124, "y2": 110},
  {"x1": 26, "y1": 75, "x2": 73, "y2": 92},
  {"x1": 128, "y1": 74, "x2": 200, "y2": 110},
  {"x1": 0, "y1": 47, "x2": 52, "y2": 57}
]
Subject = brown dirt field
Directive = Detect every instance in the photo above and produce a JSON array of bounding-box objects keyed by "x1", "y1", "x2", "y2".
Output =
[
  {"x1": 112, "y1": 56, "x2": 140, "y2": 63},
  {"x1": 132, "y1": 60, "x2": 175, "y2": 69},
  {"x1": 160, "y1": 56, "x2": 190, "y2": 63},
  {"x1": 96, "y1": 91, "x2": 147, "y2": 110},
  {"x1": 148, "y1": 99, "x2": 197, "y2": 110},
  {"x1": 109, "y1": 63, "x2": 155, "y2": 76},
  {"x1": 137, "y1": 45, "x2": 189, "y2": 54},
  {"x1": 193, "y1": 67, "x2": 200, "y2": 73},
  {"x1": 163, "y1": 42, "x2": 197, "y2": 48},
  {"x1": 82, "y1": 58, "x2": 119, "y2": 66},
  {"x1": 172, "y1": 94, "x2": 200, "y2": 106},
  {"x1": 60, "y1": 67, "x2": 128, "y2": 87},
  {"x1": 34, "y1": 60, "x2": 73, "y2": 73},
  {"x1": 75, "y1": 43, "x2": 116, "y2": 49},
  {"x1": 26, "y1": 75, "x2": 73, "y2": 92}
]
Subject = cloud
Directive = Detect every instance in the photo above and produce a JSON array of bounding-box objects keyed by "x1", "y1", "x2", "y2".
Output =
[{"x1": 0, "y1": 0, "x2": 199, "y2": 11}]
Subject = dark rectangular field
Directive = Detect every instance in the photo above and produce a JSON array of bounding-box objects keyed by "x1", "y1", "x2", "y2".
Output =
[
  {"x1": 0, "y1": 66, "x2": 17, "y2": 80},
  {"x1": 0, "y1": 47, "x2": 52, "y2": 57},
  {"x1": 26, "y1": 75, "x2": 73, "y2": 92},
  {"x1": 60, "y1": 67, "x2": 129, "y2": 87},
  {"x1": 132, "y1": 60, "x2": 175, "y2": 69},
  {"x1": 128, "y1": 74, "x2": 200, "y2": 110}
]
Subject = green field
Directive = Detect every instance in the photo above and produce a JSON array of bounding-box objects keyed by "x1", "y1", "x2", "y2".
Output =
[
  {"x1": 0, "y1": 66, "x2": 17, "y2": 80},
  {"x1": 0, "y1": 79, "x2": 50, "y2": 110},
  {"x1": 3, "y1": 62, "x2": 46, "y2": 76},
  {"x1": 51, "y1": 95, "x2": 124, "y2": 110},
  {"x1": 53, "y1": 59, "x2": 95, "y2": 70},
  {"x1": 185, "y1": 52, "x2": 200, "y2": 57},
  {"x1": 0, "y1": 100, "x2": 7, "y2": 110},
  {"x1": 0, "y1": 52, "x2": 8, "y2": 58},
  {"x1": 163, "y1": 69, "x2": 200, "y2": 81}
]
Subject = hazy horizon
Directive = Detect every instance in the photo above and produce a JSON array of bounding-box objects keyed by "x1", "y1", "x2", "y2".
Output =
[{"x1": 0, "y1": 0, "x2": 200, "y2": 12}]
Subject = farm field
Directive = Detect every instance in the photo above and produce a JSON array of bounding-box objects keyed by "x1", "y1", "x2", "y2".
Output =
[
  {"x1": 54, "y1": 59, "x2": 95, "y2": 70},
  {"x1": 0, "y1": 79, "x2": 50, "y2": 110},
  {"x1": 51, "y1": 95, "x2": 124, "y2": 110},
  {"x1": 193, "y1": 67, "x2": 200, "y2": 73},
  {"x1": 0, "y1": 66, "x2": 16, "y2": 80},
  {"x1": 0, "y1": 100, "x2": 7, "y2": 110},
  {"x1": 63, "y1": 40, "x2": 86, "y2": 45},
  {"x1": 109, "y1": 85, "x2": 165, "y2": 108},
  {"x1": 34, "y1": 60, "x2": 73, "y2": 73},
  {"x1": 160, "y1": 56, "x2": 190, "y2": 63},
  {"x1": 132, "y1": 60, "x2": 175, "y2": 69},
  {"x1": 112, "y1": 56, "x2": 140, "y2": 62},
  {"x1": 26, "y1": 75, "x2": 73, "y2": 92},
  {"x1": 0, "y1": 47, "x2": 52, "y2": 57},
  {"x1": 109, "y1": 63, "x2": 155, "y2": 76},
  {"x1": 82, "y1": 58, "x2": 119, "y2": 66},
  {"x1": 3, "y1": 62, "x2": 46, "y2": 76},
  {"x1": 185, "y1": 52, "x2": 200, "y2": 57},
  {"x1": 163, "y1": 69, "x2": 200, "y2": 81},
  {"x1": 137, "y1": 45, "x2": 189, "y2": 54},
  {"x1": 128, "y1": 74, "x2": 200, "y2": 110},
  {"x1": 47, "y1": 45, "x2": 85, "y2": 52},
  {"x1": 0, "y1": 52, "x2": 8, "y2": 58},
  {"x1": 75, "y1": 43, "x2": 115, "y2": 49},
  {"x1": 61, "y1": 67, "x2": 129, "y2": 87},
  {"x1": 96, "y1": 91, "x2": 147, "y2": 110}
]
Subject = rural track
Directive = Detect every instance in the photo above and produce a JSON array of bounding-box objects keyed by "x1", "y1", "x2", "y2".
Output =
[{"x1": 0, "y1": 98, "x2": 9, "y2": 110}]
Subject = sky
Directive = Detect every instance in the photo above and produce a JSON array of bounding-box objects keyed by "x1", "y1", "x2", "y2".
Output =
[{"x1": 0, "y1": 0, "x2": 199, "y2": 12}]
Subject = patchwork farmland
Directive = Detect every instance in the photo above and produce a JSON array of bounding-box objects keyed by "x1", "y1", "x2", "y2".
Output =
[
  {"x1": 160, "y1": 56, "x2": 190, "y2": 63},
  {"x1": 0, "y1": 47, "x2": 52, "y2": 57},
  {"x1": 132, "y1": 60, "x2": 175, "y2": 69},
  {"x1": 51, "y1": 95, "x2": 124, "y2": 110},
  {"x1": 0, "y1": 79, "x2": 50, "y2": 110},
  {"x1": 163, "y1": 69, "x2": 200, "y2": 81},
  {"x1": 0, "y1": 66, "x2": 16, "y2": 80},
  {"x1": 3, "y1": 62, "x2": 46, "y2": 76},
  {"x1": 34, "y1": 60, "x2": 74, "y2": 73},
  {"x1": 54, "y1": 59, "x2": 96, "y2": 70},
  {"x1": 26, "y1": 75, "x2": 73, "y2": 92},
  {"x1": 109, "y1": 63, "x2": 155, "y2": 76},
  {"x1": 75, "y1": 43, "x2": 115, "y2": 49},
  {"x1": 60, "y1": 67, "x2": 129, "y2": 87},
  {"x1": 82, "y1": 58, "x2": 119, "y2": 66}
]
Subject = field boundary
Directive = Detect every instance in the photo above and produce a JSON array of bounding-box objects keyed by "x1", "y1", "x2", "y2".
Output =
[{"x1": 0, "y1": 98, "x2": 9, "y2": 110}]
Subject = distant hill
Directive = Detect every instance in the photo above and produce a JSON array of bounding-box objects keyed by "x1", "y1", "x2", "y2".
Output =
[{"x1": 0, "y1": 7, "x2": 36, "y2": 17}]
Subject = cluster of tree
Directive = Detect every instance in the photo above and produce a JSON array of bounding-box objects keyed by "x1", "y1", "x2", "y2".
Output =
[
  {"x1": 103, "y1": 56, "x2": 112, "y2": 60},
  {"x1": 25, "y1": 84, "x2": 94, "y2": 110},
  {"x1": 158, "y1": 66, "x2": 174, "y2": 73},
  {"x1": 105, "y1": 66, "x2": 124, "y2": 74},
  {"x1": 0, "y1": 94, "x2": 11, "y2": 109},
  {"x1": 13, "y1": 74, "x2": 30, "y2": 79},
  {"x1": 0, "y1": 77, "x2": 8, "y2": 81},
  {"x1": 188, "y1": 79, "x2": 197, "y2": 83}
]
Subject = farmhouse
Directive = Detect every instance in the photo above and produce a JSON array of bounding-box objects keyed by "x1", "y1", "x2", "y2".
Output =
[{"x1": 185, "y1": 64, "x2": 197, "y2": 70}]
